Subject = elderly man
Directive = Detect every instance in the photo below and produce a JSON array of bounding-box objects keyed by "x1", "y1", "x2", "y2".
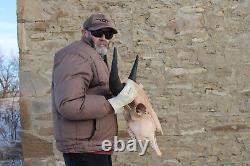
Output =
[{"x1": 51, "y1": 13, "x2": 137, "y2": 166}]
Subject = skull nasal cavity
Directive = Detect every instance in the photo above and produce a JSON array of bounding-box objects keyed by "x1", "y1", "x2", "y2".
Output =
[{"x1": 136, "y1": 103, "x2": 146, "y2": 112}]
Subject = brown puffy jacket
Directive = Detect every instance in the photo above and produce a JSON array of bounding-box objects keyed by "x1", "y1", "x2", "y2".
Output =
[{"x1": 51, "y1": 37, "x2": 117, "y2": 153}]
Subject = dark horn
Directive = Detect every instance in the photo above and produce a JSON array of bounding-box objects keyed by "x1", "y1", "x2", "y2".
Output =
[
  {"x1": 109, "y1": 47, "x2": 125, "y2": 96},
  {"x1": 128, "y1": 55, "x2": 139, "y2": 81}
]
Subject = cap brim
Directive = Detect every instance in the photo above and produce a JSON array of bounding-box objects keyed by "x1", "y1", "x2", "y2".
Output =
[{"x1": 88, "y1": 25, "x2": 118, "y2": 34}]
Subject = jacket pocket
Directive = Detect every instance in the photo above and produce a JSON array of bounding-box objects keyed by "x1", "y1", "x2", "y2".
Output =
[
  {"x1": 89, "y1": 114, "x2": 117, "y2": 142},
  {"x1": 88, "y1": 119, "x2": 96, "y2": 140},
  {"x1": 75, "y1": 119, "x2": 96, "y2": 140},
  {"x1": 88, "y1": 118, "x2": 102, "y2": 141}
]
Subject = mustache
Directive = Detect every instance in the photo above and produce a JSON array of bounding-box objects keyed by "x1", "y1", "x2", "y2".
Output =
[{"x1": 97, "y1": 42, "x2": 108, "y2": 47}]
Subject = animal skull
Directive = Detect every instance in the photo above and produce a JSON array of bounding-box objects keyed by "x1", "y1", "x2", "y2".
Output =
[{"x1": 109, "y1": 47, "x2": 163, "y2": 156}]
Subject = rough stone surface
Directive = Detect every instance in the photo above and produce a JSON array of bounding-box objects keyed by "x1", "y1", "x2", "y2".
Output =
[
  {"x1": 22, "y1": 132, "x2": 53, "y2": 158},
  {"x1": 17, "y1": 0, "x2": 250, "y2": 165},
  {"x1": 19, "y1": 97, "x2": 31, "y2": 130},
  {"x1": 19, "y1": 71, "x2": 51, "y2": 97}
]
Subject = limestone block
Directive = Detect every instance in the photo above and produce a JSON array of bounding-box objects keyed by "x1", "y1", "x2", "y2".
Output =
[
  {"x1": 30, "y1": 32, "x2": 46, "y2": 40},
  {"x1": 20, "y1": 71, "x2": 50, "y2": 97},
  {"x1": 166, "y1": 67, "x2": 207, "y2": 76},
  {"x1": 25, "y1": 158, "x2": 57, "y2": 166},
  {"x1": 17, "y1": 0, "x2": 45, "y2": 21},
  {"x1": 147, "y1": 9, "x2": 173, "y2": 27},
  {"x1": 163, "y1": 30, "x2": 176, "y2": 40},
  {"x1": 166, "y1": 83, "x2": 193, "y2": 90},
  {"x1": 22, "y1": 132, "x2": 53, "y2": 158},
  {"x1": 17, "y1": 23, "x2": 29, "y2": 53},
  {"x1": 55, "y1": 161, "x2": 65, "y2": 166},
  {"x1": 29, "y1": 159, "x2": 48, "y2": 166},
  {"x1": 19, "y1": 98, "x2": 31, "y2": 130},
  {"x1": 35, "y1": 113, "x2": 52, "y2": 121},
  {"x1": 28, "y1": 39, "x2": 68, "y2": 55},
  {"x1": 38, "y1": 127, "x2": 53, "y2": 137},
  {"x1": 21, "y1": 96, "x2": 51, "y2": 115},
  {"x1": 192, "y1": 29, "x2": 209, "y2": 43},
  {"x1": 58, "y1": 17, "x2": 81, "y2": 32},
  {"x1": 176, "y1": 5, "x2": 205, "y2": 35},
  {"x1": 26, "y1": 21, "x2": 49, "y2": 32}
]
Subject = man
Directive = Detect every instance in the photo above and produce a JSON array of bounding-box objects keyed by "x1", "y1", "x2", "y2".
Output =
[{"x1": 51, "y1": 13, "x2": 137, "y2": 166}]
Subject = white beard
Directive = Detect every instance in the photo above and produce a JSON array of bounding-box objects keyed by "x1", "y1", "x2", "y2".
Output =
[{"x1": 95, "y1": 45, "x2": 108, "y2": 58}]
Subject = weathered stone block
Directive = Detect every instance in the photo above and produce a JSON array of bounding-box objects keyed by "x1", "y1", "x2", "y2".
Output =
[
  {"x1": 20, "y1": 71, "x2": 50, "y2": 97},
  {"x1": 17, "y1": 0, "x2": 45, "y2": 22},
  {"x1": 35, "y1": 113, "x2": 52, "y2": 121},
  {"x1": 19, "y1": 98, "x2": 31, "y2": 130},
  {"x1": 38, "y1": 127, "x2": 53, "y2": 137},
  {"x1": 20, "y1": 96, "x2": 51, "y2": 118},
  {"x1": 21, "y1": 132, "x2": 53, "y2": 158}
]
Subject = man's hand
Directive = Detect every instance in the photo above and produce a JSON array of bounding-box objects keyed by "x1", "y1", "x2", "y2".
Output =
[{"x1": 108, "y1": 79, "x2": 137, "y2": 114}]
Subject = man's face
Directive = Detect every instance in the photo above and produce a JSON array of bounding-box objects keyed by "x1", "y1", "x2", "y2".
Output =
[{"x1": 85, "y1": 28, "x2": 114, "y2": 57}]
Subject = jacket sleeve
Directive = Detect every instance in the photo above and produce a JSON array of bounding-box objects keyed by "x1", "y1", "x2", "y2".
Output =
[{"x1": 53, "y1": 54, "x2": 114, "y2": 120}]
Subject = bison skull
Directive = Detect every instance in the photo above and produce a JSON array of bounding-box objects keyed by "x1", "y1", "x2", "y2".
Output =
[{"x1": 109, "y1": 47, "x2": 163, "y2": 156}]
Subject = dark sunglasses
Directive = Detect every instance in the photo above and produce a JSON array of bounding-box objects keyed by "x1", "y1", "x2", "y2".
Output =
[{"x1": 90, "y1": 30, "x2": 114, "y2": 40}]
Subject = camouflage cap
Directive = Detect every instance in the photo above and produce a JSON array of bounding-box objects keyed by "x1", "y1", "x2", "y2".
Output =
[{"x1": 83, "y1": 13, "x2": 118, "y2": 34}]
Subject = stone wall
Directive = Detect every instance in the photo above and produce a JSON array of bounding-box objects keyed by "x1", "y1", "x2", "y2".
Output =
[{"x1": 17, "y1": 0, "x2": 250, "y2": 165}]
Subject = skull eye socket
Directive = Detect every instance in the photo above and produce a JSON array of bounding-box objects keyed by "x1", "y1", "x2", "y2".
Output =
[{"x1": 135, "y1": 103, "x2": 146, "y2": 114}]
